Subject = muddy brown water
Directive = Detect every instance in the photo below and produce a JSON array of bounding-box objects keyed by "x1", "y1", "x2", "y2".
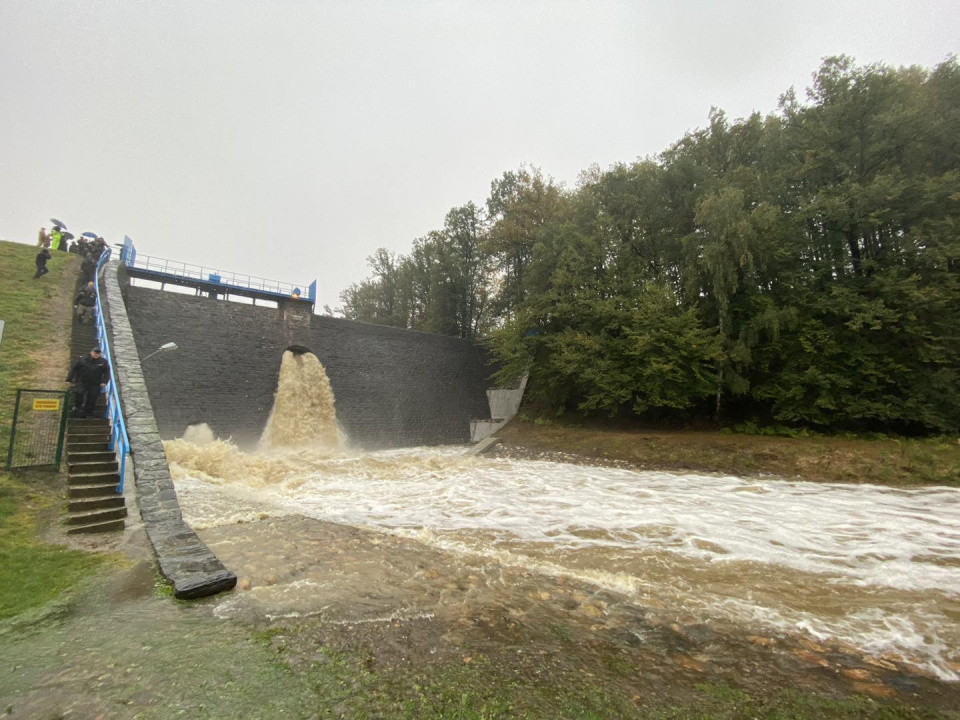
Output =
[{"x1": 164, "y1": 434, "x2": 960, "y2": 694}]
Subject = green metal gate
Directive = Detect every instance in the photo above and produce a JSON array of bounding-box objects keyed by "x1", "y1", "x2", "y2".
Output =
[{"x1": 5, "y1": 389, "x2": 70, "y2": 469}]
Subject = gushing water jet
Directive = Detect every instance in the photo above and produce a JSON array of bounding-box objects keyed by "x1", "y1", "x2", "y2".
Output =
[{"x1": 259, "y1": 349, "x2": 345, "y2": 452}]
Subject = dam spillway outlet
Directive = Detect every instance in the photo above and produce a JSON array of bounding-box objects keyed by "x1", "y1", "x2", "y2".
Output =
[{"x1": 259, "y1": 350, "x2": 345, "y2": 452}]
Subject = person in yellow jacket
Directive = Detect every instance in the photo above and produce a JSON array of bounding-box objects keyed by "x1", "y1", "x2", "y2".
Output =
[{"x1": 50, "y1": 227, "x2": 63, "y2": 251}]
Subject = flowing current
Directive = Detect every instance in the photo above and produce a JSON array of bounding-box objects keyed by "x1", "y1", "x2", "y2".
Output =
[{"x1": 164, "y1": 354, "x2": 960, "y2": 682}]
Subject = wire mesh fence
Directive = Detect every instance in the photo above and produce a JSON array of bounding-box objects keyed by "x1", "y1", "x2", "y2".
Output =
[{"x1": 5, "y1": 389, "x2": 70, "y2": 469}]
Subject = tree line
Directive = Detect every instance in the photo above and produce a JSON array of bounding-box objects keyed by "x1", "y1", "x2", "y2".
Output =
[{"x1": 337, "y1": 56, "x2": 960, "y2": 434}]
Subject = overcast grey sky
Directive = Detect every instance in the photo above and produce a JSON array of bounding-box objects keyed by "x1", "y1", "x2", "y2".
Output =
[{"x1": 1, "y1": 1, "x2": 956, "y2": 310}]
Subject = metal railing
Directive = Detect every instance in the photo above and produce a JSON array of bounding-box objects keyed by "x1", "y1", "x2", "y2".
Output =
[
  {"x1": 124, "y1": 252, "x2": 316, "y2": 301},
  {"x1": 93, "y1": 249, "x2": 131, "y2": 494}
]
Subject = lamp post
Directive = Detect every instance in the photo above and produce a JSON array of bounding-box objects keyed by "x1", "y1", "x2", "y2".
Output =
[{"x1": 142, "y1": 342, "x2": 178, "y2": 362}]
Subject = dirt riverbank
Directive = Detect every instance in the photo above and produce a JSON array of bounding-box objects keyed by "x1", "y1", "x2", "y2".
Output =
[{"x1": 493, "y1": 420, "x2": 960, "y2": 486}]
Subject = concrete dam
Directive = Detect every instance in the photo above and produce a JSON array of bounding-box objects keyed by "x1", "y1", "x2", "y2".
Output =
[{"x1": 116, "y1": 264, "x2": 495, "y2": 448}]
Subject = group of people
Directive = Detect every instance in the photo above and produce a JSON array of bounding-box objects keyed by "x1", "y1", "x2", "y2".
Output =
[
  {"x1": 34, "y1": 224, "x2": 108, "y2": 282},
  {"x1": 33, "y1": 221, "x2": 112, "y2": 417}
]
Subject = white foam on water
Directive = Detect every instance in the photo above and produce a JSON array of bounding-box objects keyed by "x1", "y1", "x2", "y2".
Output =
[
  {"x1": 168, "y1": 442, "x2": 960, "y2": 681},
  {"x1": 163, "y1": 357, "x2": 960, "y2": 681}
]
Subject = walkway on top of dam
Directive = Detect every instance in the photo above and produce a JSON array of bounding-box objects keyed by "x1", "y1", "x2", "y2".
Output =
[{"x1": 118, "y1": 236, "x2": 317, "y2": 307}]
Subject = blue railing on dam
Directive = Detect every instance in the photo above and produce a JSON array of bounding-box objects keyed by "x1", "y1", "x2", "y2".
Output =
[
  {"x1": 93, "y1": 248, "x2": 131, "y2": 494},
  {"x1": 119, "y1": 236, "x2": 317, "y2": 302}
]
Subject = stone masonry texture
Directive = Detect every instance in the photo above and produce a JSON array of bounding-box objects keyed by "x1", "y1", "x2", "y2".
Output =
[
  {"x1": 118, "y1": 266, "x2": 496, "y2": 449},
  {"x1": 103, "y1": 260, "x2": 237, "y2": 599}
]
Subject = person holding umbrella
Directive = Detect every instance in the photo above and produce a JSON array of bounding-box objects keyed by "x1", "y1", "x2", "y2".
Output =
[{"x1": 49, "y1": 219, "x2": 65, "y2": 251}]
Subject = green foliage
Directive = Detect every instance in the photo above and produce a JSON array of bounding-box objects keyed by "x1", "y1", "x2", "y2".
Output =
[{"x1": 341, "y1": 57, "x2": 960, "y2": 435}]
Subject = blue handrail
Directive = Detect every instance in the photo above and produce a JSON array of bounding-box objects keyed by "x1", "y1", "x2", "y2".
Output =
[
  {"x1": 92, "y1": 249, "x2": 131, "y2": 494},
  {"x1": 123, "y1": 248, "x2": 316, "y2": 301}
]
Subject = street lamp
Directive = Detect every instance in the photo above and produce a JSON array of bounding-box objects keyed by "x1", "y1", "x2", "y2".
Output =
[{"x1": 142, "y1": 342, "x2": 178, "y2": 362}]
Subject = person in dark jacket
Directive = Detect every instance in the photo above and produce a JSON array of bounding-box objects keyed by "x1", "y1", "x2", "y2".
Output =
[
  {"x1": 66, "y1": 347, "x2": 110, "y2": 418},
  {"x1": 74, "y1": 282, "x2": 97, "y2": 324},
  {"x1": 34, "y1": 248, "x2": 52, "y2": 278},
  {"x1": 80, "y1": 254, "x2": 96, "y2": 284}
]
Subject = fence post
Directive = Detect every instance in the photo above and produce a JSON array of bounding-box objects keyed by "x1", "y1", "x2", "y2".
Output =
[
  {"x1": 54, "y1": 389, "x2": 70, "y2": 468},
  {"x1": 5, "y1": 389, "x2": 23, "y2": 469}
]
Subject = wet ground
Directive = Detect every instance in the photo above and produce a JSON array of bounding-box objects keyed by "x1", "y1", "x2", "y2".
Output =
[
  {"x1": 203, "y1": 514, "x2": 958, "y2": 705},
  {"x1": 0, "y1": 515, "x2": 960, "y2": 720},
  {"x1": 3, "y1": 439, "x2": 960, "y2": 718},
  {"x1": 2, "y1": 514, "x2": 958, "y2": 719}
]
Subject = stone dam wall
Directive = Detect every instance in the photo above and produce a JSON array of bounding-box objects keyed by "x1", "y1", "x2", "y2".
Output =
[{"x1": 118, "y1": 266, "x2": 495, "y2": 449}]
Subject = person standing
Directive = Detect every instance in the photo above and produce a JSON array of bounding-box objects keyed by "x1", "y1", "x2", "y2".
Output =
[
  {"x1": 49, "y1": 227, "x2": 63, "y2": 251},
  {"x1": 80, "y1": 253, "x2": 96, "y2": 284},
  {"x1": 34, "y1": 248, "x2": 51, "y2": 278},
  {"x1": 37, "y1": 227, "x2": 48, "y2": 247},
  {"x1": 74, "y1": 282, "x2": 97, "y2": 324},
  {"x1": 66, "y1": 347, "x2": 109, "y2": 418}
]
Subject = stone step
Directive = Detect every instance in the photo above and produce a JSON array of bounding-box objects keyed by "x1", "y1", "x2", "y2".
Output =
[
  {"x1": 66, "y1": 506, "x2": 127, "y2": 526},
  {"x1": 68, "y1": 436, "x2": 111, "y2": 449},
  {"x1": 68, "y1": 481, "x2": 120, "y2": 498},
  {"x1": 68, "y1": 494, "x2": 125, "y2": 512},
  {"x1": 65, "y1": 405, "x2": 109, "y2": 417},
  {"x1": 67, "y1": 451, "x2": 115, "y2": 463},
  {"x1": 69, "y1": 417, "x2": 110, "y2": 428},
  {"x1": 68, "y1": 470, "x2": 119, "y2": 485},
  {"x1": 67, "y1": 441, "x2": 110, "y2": 453},
  {"x1": 65, "y1": 518, "x2": 125, "y2": 535},
  {"x1": 67, "y1": 424, "x2": 111, "y2": 437},
  {"x1": 68, "y1": 460, "x2": 118, "y2": 474}
]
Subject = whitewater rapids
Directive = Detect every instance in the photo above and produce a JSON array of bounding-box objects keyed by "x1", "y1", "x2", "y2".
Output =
[{"x1": 165, "y1": 437, "x2": 960, "y2": 682}]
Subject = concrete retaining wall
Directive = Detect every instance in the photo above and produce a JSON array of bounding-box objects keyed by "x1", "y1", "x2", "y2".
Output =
[
  {"x1": 102, "y1": 260, "x2": 236, "y2": 598},
  {"x1": 119, "y1": 268, "x2": 495, "y2": 449}
]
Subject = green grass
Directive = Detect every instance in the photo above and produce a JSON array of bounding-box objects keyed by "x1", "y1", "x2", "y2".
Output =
[
  {"x1": 0, "y1": 240, "x2": 79, "y2": 441},
  {"x1": 0, "y1": 471, "x2": 103, "y2": 619},
  {"x1": 287, "y1": 649, "x2": 637, "y2": 719},
  {"x1": 0, "y1": 240, "x2": 103, "y2": 620}
]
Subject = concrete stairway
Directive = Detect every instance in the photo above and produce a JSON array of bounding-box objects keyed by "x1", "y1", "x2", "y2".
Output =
[{"x1": 65, "y1": 313, "x2": 126, "y2": 534}]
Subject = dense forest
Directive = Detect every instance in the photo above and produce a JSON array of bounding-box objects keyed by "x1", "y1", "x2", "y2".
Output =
[{"x1": 337, "y1": 57, "x2": 960, "y2": 434}]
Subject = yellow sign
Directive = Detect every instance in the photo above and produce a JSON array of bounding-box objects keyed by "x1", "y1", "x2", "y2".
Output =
[{"x1": 32, "y1": 399, "x2": 61, "y2": 412}]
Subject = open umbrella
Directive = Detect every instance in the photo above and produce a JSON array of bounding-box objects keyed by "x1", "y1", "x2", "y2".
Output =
[
  {"x1": 81, "y1": 232, "x2": 98, "y2": 239},
  {"x1": 50, "y1": 218, "x2": 66, "y2": 228},
  {"x1": 60, "y1": 232, "x2": 75, "y2": 241}
]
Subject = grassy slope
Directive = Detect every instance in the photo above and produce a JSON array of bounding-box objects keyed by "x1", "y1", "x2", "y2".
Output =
[
  {"x1": 0, "y1": 240, "x2": 103, "y2": 619},
  {"x1": 499, "y1": 418, "x2": 960, "y2": 486}
]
